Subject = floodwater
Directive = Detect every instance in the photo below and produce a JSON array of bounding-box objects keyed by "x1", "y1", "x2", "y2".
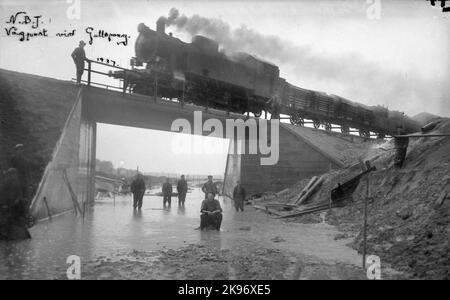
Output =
[{"x1": 0, "y1": 187, "x2": 364, "y2": 279}]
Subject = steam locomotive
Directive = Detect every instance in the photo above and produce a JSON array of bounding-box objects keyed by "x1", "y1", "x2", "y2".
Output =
[{"x1": 109, "y1": 19, "x2": 419, "y2": 137}]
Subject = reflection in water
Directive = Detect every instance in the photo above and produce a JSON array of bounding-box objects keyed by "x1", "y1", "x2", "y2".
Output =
[
  {"x1": 200, "y1": 227, "x2": 222, "y2": 250},
  {"x1": 132, "y1": 209, "x2": 143, "y2": 219},
  {"x1": 177, "y1": 206, "x2": 186, "y2": 215}
]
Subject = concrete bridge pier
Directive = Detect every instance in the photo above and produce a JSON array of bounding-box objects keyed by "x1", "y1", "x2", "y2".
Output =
[{"x1": 30, "y1": 91, "x2": 97, "y2": 220}]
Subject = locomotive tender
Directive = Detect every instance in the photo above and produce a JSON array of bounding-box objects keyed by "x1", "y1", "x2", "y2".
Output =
[{"x1": 110, "y1": 19, "x2": 419, "y2": 137}]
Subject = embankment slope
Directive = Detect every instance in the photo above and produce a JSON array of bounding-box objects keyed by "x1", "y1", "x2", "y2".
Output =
[{"x1": 0, "y1": 69, "x2": 78, "y2": 198}]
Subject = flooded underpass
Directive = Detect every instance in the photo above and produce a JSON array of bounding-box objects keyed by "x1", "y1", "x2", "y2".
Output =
[{"x1": 0, "y1": 188, "x2": 371, "y2": 280}]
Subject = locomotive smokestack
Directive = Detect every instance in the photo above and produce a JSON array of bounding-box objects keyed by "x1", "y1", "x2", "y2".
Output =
[{"x1": 156, "y1": 17, "x2": 166, "y2": 34}]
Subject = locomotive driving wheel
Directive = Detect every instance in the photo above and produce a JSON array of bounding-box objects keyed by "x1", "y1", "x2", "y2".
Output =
[
  {"x1": 377, "y1": 132, "x2": 386, "y2": 139},
  {"x1": 313, "y1": 120, "x2": 321, "y2": 129},
  {"x1": 289, "y1": 113, "x2": 304, "y2": 126},
  {"x1": 253, "y1": 110, "x2": 262, "y2": 118},
  {"x1": 324, "y1": 122, "x2": 332, "y2": 131},
  {"x1": 341, "y1": 126, "x2": 350, "y2": 135},
  {"x1": 359, "y1": 129, "x2": 371, "y2": 138}
]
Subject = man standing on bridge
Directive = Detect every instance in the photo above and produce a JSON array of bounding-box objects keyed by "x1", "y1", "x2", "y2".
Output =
[{"x1": 71, "y1": 40, "x2": 86, "y2": 84}]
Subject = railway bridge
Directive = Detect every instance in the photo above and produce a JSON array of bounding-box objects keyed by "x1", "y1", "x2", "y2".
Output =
[{"x1": 28, "y1": 81, "x2": 368, "y2": 220}]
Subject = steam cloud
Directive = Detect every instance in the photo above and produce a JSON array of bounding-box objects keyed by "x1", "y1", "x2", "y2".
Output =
[{"x1": 160, "y1": 8, "x2": 447, "y2": 116}]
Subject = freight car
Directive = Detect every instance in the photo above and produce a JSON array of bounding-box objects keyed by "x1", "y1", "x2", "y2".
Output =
[
  {"x1": 274, "y1": 80, "x2": 419, "y2": 138},
  {"x1": 109, "y1": 19, "x2": 420, "y2": 137}
]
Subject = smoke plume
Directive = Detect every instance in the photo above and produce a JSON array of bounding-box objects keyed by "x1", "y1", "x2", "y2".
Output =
[{"x1": 161, "y1": 8, "x2": 447, "y2": 116}]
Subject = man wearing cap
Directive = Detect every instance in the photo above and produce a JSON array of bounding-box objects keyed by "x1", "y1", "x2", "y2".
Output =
[
  {"x1": 71, "y1": 40, "x2": 86, "y2": 84},
  {"x1": 201, "y1": 175, "x2": 218, "y2": 199}
]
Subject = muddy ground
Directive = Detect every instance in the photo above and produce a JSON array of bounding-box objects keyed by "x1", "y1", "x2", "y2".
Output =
[
  {"x1": 79, "y1": 240, "x2": 367, "y2": 280},
  {"x1": 265, "y1": 119, "x2": 450, "y2": 280},
  {"x1": 2, "y1": 187, "x2": 385, "y2": 280}
]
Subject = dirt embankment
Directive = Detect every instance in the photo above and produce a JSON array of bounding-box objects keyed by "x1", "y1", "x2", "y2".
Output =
[
  {"x1": 287, "y1": 119, "x2": 450, "y2": 279},
  {"x1": 0, "y1": 69, "x2": 78, "y2": 198}
]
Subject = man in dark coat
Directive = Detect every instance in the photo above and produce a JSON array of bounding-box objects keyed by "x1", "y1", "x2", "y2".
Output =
[
  {"x1": 0, "y1": 168, "x2": 31, "y2": 241},
  {"x1": 233, "y1": 180, "x2": 246, "y2": 212},
  {"x1": 200, "y1": 192, "x2": 223, "y2": 230},
  {"x1": 71, "y1": 40, "x2": 86, "y2": 84},
  {"x1": 202, "y1": 175, "x2": 218, "y2": 199},
  {"x1": 9, "y1": 144, "x2": 30, "y2": 201},
  {"x1": 176, "y1": 175, "x2": 188, "y2": 207},
  {"x1": 130, "y1": 174, "x2": 146, "y2": 210},
  {"x1": 162, "y1": 178, "x2": 173, "y2": 208}
]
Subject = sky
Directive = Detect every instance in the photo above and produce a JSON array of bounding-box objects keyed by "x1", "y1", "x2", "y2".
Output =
[
  {"x1": 1, "y1": 0, "x2": 449, "y2": 173},
  {"x1": 96, "y1": 123, "x2": 230, "y2": 175}
]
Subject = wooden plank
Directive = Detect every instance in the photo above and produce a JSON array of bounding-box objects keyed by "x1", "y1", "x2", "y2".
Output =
[
  {"x1": 265, "y1": 202, "x2": 297, "y2": 207},
  {"x1": 277, "y1": 203, "x2": 337, "y2": 219},
  {"x1": 252, "y1": 205, "x2": 267, "y2": 211},
  {"x1": 265, "y1": 207, "x2": 288, "y2": 216},
  {"x1": 276, "y1": 188, "x2": 290, "y2": 196},
  {"x1": 435, "y1": 191, "x2": 448, "y2": 207},
  {"x1": 42, "y1": 196, "x2": 52, "y2": 221},
  {"x1": 292, "y1": 176, "x2": 318, "y2": 204},
  {"x1": 393, "y1": 134, "x2": 450, "y2": 138},
  {"x1": 252, "y1": 204, "x2": 291, "y2": 217},
  {"x1": 62, "y1": 169, "x2": 83, "y2": 215},
  {"x1": 296, "y1": 176, "x2": 324, "y2": 205}
]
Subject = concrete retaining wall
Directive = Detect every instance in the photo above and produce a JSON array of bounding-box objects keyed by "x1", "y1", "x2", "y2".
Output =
[{"x1": 30, "y1": 90, "x2": 92, "y2": 220}]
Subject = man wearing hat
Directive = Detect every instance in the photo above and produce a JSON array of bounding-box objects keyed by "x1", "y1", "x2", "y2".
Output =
[
  {"x1": 201, "y1": 175, "x2": 219, "y2": 199},
  {"x1": 71, "y1": 40, "x2": 86, "y2": 84}
]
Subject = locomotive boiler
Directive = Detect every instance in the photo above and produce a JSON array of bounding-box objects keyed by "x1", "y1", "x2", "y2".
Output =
[
  {"x1": 109, "y1": 19, "x2": 420, "y2": 137},
  {"x1": 112, "y1": 19, "x2": 278, "y2": 117}
]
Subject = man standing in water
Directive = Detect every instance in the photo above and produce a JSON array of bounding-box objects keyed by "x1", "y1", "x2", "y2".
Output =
[
  {"x1": 130, "y1": 173, "x2": 146, "y2": 210},
  {"x1": 177, "y1": 175, "x2": 188, "y2": 207},
  {"x1": 9, "y1": 144, "x2": 30, "y2": 201},
  {"x1": 0, "y1": 168, "x2": 31, "y2": 240},
  {"x1": 200, "y1": 192, "x2": 223, "y2": 230},
  {"x1": 233, "y1": 181, "x2": 246, "y2": 212},
  {"x1": 202, "y1": 175, "x2": 218, "y2": 199},
  {"x1": 71, "y1": 40, "x2": 86, "y2": 84},
  {"x1": 162, "y1": 178, "x2": 173, "y2": 208}
]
